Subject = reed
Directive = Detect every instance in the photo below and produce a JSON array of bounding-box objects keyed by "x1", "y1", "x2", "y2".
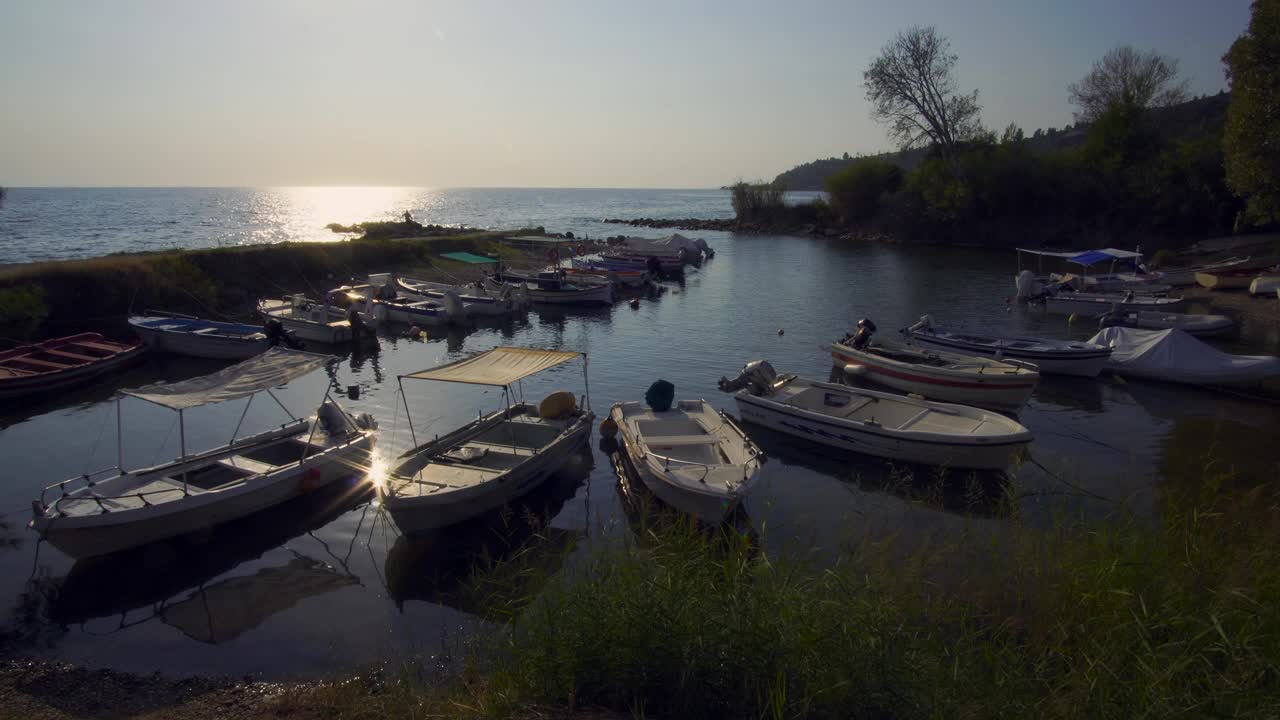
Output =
[{"x1": 282, "y1": 462, "x2": 1280, "y2": 719}]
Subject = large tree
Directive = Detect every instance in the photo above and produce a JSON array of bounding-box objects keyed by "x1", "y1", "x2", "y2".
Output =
[
  {"x1": 1068, "y1": 46, "x2": 1189, "y2": 123},
  {"x1": 1223, "y1": 0, "x2": 1280, "y2": 227},
  {"x1": 863, "y1": 26, "x2": 983, "y2": 157}
]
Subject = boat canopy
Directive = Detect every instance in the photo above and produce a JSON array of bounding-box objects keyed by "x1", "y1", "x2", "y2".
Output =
[
  {"x1": 1016, "y1": 247, "x2": 1143, "y2": 266},
  {"x1": 439, "y1": 251, "x2": 498, "y2": 265},
  {"x1": 403, "y1": 346, "x2": 582, "y2": 387},
  {"x1": 121, "y1": 347, "x2": 331, "y2": 410}
]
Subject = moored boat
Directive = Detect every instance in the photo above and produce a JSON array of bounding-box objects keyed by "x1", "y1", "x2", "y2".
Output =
[
  {"x1": 719, "y1": 361, "x2": 1032, "y2": 470},
  {"x1": 129, "y1": 313, "x2": 291, "y2": 360},
  {"x1": 0, "y1": 333, "x2": 145, "y2": 400},
  {"x1": 487, "y1": 270, "x2": 614, "y2": 305},
  {"x1": 395, "y1": 275, "x2": 528, "y2": 315},
  {"x1": 832, "y1": 321, "x2": 1039, "y2": 409},
  {"x1": 1248, "y1": 275, "x2": 1280, "y2": 296},
  {"x1": 259, "y1": 295, "x2": 367, "y2": 345},
  {"x1": 1088, "y1": 327, "x2": 1280, "y2": 386},
  {"x1": 1160, "y1": 256, "x2": 1253, "y2": 286},
  {"x1": 29, "y1": 348, "x2": 377, "y2": 559},
  {"x1": 1042, "y1": 291, "x2": 1183, "y2": 317},
  {"x1": 564, "y1": 262, "x2": 650, "y2": 287},
  {"x1": 904, "y1": 315, "x2": 1111, "y2": 377},
  {"x1": 1098, "y1": 310, "x2": 1235, "y2": 337},
  {"x1": 1195, "y1": 270, "x2": 1261, "y2": 290},
  {"x1": 610, "y1": 398, "x2": 762, "y2": 523},
  {"x1": 382, "y1": 347, "x2": 595, "y2": 533}
]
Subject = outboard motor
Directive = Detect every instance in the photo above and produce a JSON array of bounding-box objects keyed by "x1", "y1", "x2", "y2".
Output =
[
  {"x1": 440, "y1": 288, "x2": 467, "y2": 323},
  {"x1": 263, "y1": 317, "x2": 303, "y2": 349},
  {"x1": 1015, "y1": 270, "x2": 1041, "y2": 300},
  {"x1": 645, "y1": 255, "x2": 663, "y2": 279},
  {"x1": 317, "y1": 400, "x2": 357, "y2": 436},
  {"x1": 718, "y1": 360, "x2": 779, "y2": 396},
  {"x1": 846, "y1": 318, "x2": 876, "y2": 349},
  {"x1": 906, "y1": 314, "x2": 933, "y2": 335}
]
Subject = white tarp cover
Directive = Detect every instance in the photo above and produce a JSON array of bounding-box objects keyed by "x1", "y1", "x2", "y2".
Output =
[
  {"x1": 404, "y1": 346, "x2": 581, "y2": 386},
  {"x1": 1088, "y1": 327, "x2": 1280, "y2": 385},
  {"x1": 122, "y1": 347, "x2": 330, "y2": 410},
  {"x1": 626, "y1": 234, "x2": 704, "y2": 255}
]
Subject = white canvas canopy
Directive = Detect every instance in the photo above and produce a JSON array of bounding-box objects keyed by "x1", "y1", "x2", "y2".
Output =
[
  {"x1": 1088, "y1": 327, "x2": 1280, "y2": 385},
  {"x1": 403, "y1": 347, "x2": 582, "y2": 386},
  {"x1": 629, "y1": 233, "x2": 705, "y2": 254},
  {"x1": 122, "y1": 347, "x2": 331, "y2": 410}
]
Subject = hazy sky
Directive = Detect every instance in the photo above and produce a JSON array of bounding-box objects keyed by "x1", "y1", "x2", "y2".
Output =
[{"x1": 0, "y1": 0, "x2": 1252, "y2": 188}]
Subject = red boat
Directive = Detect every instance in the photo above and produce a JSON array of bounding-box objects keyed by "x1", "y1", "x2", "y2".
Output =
[{"x1": 0, "y1": 333, "x2": 146, "y2": 400}]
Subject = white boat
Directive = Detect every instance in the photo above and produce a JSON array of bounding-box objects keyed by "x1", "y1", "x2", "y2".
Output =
[
  {"x1": 29, "y1": 348, "x2": 377, "y2": 559},
  {"x1": 1049, "y1": 272, "x2": 1171, "y2": 295},
  {"x1": 904, "y1": 315, "x2": 1111, "y2": 377},
  {"x1": 1160, "y1": 257, "x2": 1252, "y2": 286},
  {"x1": 1195, "y1": 270, "x2": 1261, "y2": 290},
  {"x1": 486, "y1": 271, "x2": 614, "y2": 305},
  {"x1": 1015, "y1": 247, "x2": 1156, "y2": 299},
  {"x1": 383, "y1": 347, "x2": 595, "y2": 533},
  {"x1": 566, "y1": 261, "x2": 651, "y2": 288},
  {"x1": 719, "y1": 361, "x2": 1032, "y2": 470},
  {"x1": 610, "y1": 399, "x2": 761, "y2": 524},
  {"x1": 832, "y1": 322, "x2": 1038, "y2": 409},
  {"x1": 338, "y1": 281, "x2": 468, "y2": 326},
  {"x1": 395, "y1": 275, "x2": 528, "y2": 315},
  {"x1": 259, "y1": 295, "x2": 366, "y2": 345},
  {"x1": 1249, "y1": 275, "x2": 1280, "y2": 296},
  {"x1": 1042, "y1": 292, "x2": 1184, "y2": 317},
  {"x1": 1088, "y1": 327, "x2": 1280, "y2": 386},
  {"x1": 1098, "y1": 310, "x2": 1235, "y2": 338},
  {"x1": 129, "y1": 313, "x2": 286, "y2": 360}
]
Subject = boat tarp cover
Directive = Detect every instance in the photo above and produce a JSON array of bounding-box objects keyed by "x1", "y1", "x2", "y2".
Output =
[
  {"x1": 439, "y1": 251, "x2": 498, "y2": 265},
  {"x1": 122, "y1": 347, "x2": 331, "y2": 409},
  {"x1": 630, "y1": 234, "x2": 705, "y2": 253},
  {"x1": 404, "y1": 346, "x2": 581, "y2": 386},
  {"x1": 1087, "y1": 327, "x2": 1280, "y2": 384},
  {"x1": 1016, "y1": 248, "x2": 1143, "y2": 264}
]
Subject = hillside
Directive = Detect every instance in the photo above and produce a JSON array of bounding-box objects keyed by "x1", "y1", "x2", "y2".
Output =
[{"x1": 773, "y1": 92, "x2": 1230, "y2": 190}]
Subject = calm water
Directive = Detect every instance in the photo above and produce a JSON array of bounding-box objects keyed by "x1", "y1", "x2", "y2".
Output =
[
  {"x1": 2, "y1": 191, "x2": 1278, "y2": 679},
  {"x1": 0, "y1": 187, "x2": 777, "y2": 264}
]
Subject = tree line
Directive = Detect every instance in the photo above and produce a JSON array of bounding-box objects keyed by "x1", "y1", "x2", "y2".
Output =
[{"x1": 745, "y1": 0, "x2": 1279, "y2": 248}]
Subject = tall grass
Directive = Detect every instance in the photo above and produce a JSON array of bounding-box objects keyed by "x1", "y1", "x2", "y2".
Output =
[
  {"x1": 285, "y1": 466, "x2": 1280, "y2": 719},
  {"x1": 730, "y1": 181, "x2": 787, "y2": 223}
]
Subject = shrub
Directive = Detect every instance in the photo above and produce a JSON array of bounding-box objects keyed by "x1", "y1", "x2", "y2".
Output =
[
  {"x1": 730, "y1": 181, "x2": 786, "y2": 223},
  {"x1": 0, "y1": 284, "x2": 49, "y2": 339},
  {"x1": 825, "y1": 157, "x2": 902, "y2": 223}
]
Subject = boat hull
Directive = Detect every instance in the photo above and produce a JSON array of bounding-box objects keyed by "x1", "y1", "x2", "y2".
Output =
[
  {"x1": 385, "y1": 415, "x2": 592, "y2": 533},
  {"x1": 907, "y1": 333, "x2": 1109, "y2": 377},
  {"x1": 1196, "y1": 272, "x2": 1256, "y2": 290},
  {"x1": 831, "y1": 344, "x2": 1037, "y2": 409},
  {"x1": 732, "y1": 393, "x2": 1026, "y2": 470},
  {"x1": 1043, "y1": 294, "x2": 1183, "y2": 317}
]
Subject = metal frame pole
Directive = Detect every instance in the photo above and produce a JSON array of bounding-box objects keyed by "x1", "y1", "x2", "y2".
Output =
[
  {"x1": 583, "y1": 354, "x2": 591, "y2": 412},
  {"x1": 301, "y1": 389, "x2": 328, "y2": 463},
  {"x1": 116, "y1": 396, "x2": 124, "y2": 471},
  {"x1": 398, "y1": 377, "x2": 418, "y2": 447},
  {"x1": 231, "y1": 394, "x2": 254, "y2": 446},
  {"x1": 179, "y1": 408, "x2": 188, "y2": 495}
]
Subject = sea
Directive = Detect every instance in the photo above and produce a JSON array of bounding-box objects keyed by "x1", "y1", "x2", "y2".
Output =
[{"x1": 0, "y1": 187, "x2": 1276, "y2": 678}]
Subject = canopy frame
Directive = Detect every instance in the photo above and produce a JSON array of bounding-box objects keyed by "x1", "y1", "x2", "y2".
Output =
[{"x1": 396, "y1": 346, "x2": 590, "y2": 449}]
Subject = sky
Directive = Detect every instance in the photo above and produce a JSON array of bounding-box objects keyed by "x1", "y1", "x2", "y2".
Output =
[{"x1": 0, "y1": 0, "x2": 1254, "y2": 188}]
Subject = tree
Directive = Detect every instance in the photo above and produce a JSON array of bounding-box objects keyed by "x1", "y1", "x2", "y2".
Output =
[
  {"x1": 1069, "y1": 46, "x2": 1189, "y2": 123},
  {"x1": 1000, "y1": 122, "x2": 1024, "y2": 145},
  {"x1": 1223, "y1": 0, "x2": 1280, "y2": 227},
  {"x1": 825, "y1": 158, "x2": 902, "y2": 223},
  {"x1": 863, "y1": 26, "x2": 983, "y2": 157}
]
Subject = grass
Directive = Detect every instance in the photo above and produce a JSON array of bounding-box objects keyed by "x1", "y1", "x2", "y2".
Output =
[
  {"x1": 0, "y1": 229, "x2": 537, "y2": 339},
  {"x1": 279, "y1": 457, "x2": 1280, "y2": 720}
]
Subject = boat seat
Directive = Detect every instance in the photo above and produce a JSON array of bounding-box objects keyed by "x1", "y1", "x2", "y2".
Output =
[
  {"x1": 11, "y1": 357, "x2": 72, "y2": 369},
  {"x1": 192, "y1": 327, "x2": 220, "y2": 334},
  {"x1": 641, "y1": 435, "x2": 719, "y2": 447},
  {"x1": 69, "y1": 341, "x2": 127, "y2": 352},
  {"x1": 836, "y1": 397, "x2": 875, "y2": 417},
  {"x1": 44, "y1": 349, "x2": 97, "y2": 362},
  {"x1": 221, "y1": 455, "x2": 278, "y2": 474}
]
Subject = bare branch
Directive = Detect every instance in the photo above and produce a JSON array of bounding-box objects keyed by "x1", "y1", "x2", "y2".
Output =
[{"x1": 1069, "y1": 45, "x2": 1190, "y2": 122}]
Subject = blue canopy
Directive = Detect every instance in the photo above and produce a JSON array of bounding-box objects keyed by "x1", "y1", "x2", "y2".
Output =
[{"x1": 1067, "y1": 248, "x2": 1144, "y2": 266}]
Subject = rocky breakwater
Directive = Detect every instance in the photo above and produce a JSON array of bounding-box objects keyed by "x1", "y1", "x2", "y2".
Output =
[{"x1": 603, "y1": 217, "x2": 895, "y2": 242}]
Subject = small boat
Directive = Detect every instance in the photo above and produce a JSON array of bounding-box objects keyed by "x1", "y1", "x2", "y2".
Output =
[
  {"x1": 0, "y1": 333, "x2": 145, "y2": 400},
  {"x1": 259, "y1": 295, "x2": 369, "y2": 345},
  {"x1": 1098, "y1": 310, "x2": 1235, "y2": 338},
  {"x1": 29, "y1": 348, "x2": 377, "y2": 559},
  {"x1": 1161, "y1": 257, "x2": 1253, "y2": 286},
  {"x1": 719, "y1": 361, "x2": 1032, "y2": 470},
  {"x1": 129, "y1": 313, "x2": 291, "y2": 360},
  {"x1": 383, "y1": 347, "x2": 595, "y2": 533},
  {"x1": 832, "y1": 321, "x2": 1039, "y2": 409},
  {"x1": 1248, "y1": 275, "x2": 1280, "y2": 296},
  {"x1": 1042, "y1": 291, "x2": 1184, "y2": 317},
  {"x1": 487, "y1": 270, "x2": 614, "y2": 305},
  {"x1": 1195, "y1": 270, "x2": 1261, "y2": 290},
  {"x1": 335, "y1": 282, "x2": 467, "y2": 326},
  {"x1": 1088, "y1": 327, "x2": 1280, "y2": 386},
  {"x1": 610, "y1": 399, "x2": 762, "y2": 523},
  {"x1": 904, "y1": 315, "x2": 1111, "y2": 377},
  {"x1": 565, "y1": 262, "x2": 650, "y2": 288},
  {"x1": 1049, "y1": 273, "x2": 1171, "y2": 296},
  {"x1": 395, "y1": 275, "x2": 527, "y2": 316}
]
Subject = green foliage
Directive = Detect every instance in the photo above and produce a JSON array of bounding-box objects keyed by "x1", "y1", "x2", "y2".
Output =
[
  {"x1": 0, "y1": 284, "x2": 49, "y2": 339},
  {"x1": 1224, "y1": 0, "x2": 1280, "y2": 227},
  {"x1": 729, "y1": 181, "x2": 786, "y2": 222},
  {"x1": 825, "y1": 157, "x2": 902, "y2": 223}
]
